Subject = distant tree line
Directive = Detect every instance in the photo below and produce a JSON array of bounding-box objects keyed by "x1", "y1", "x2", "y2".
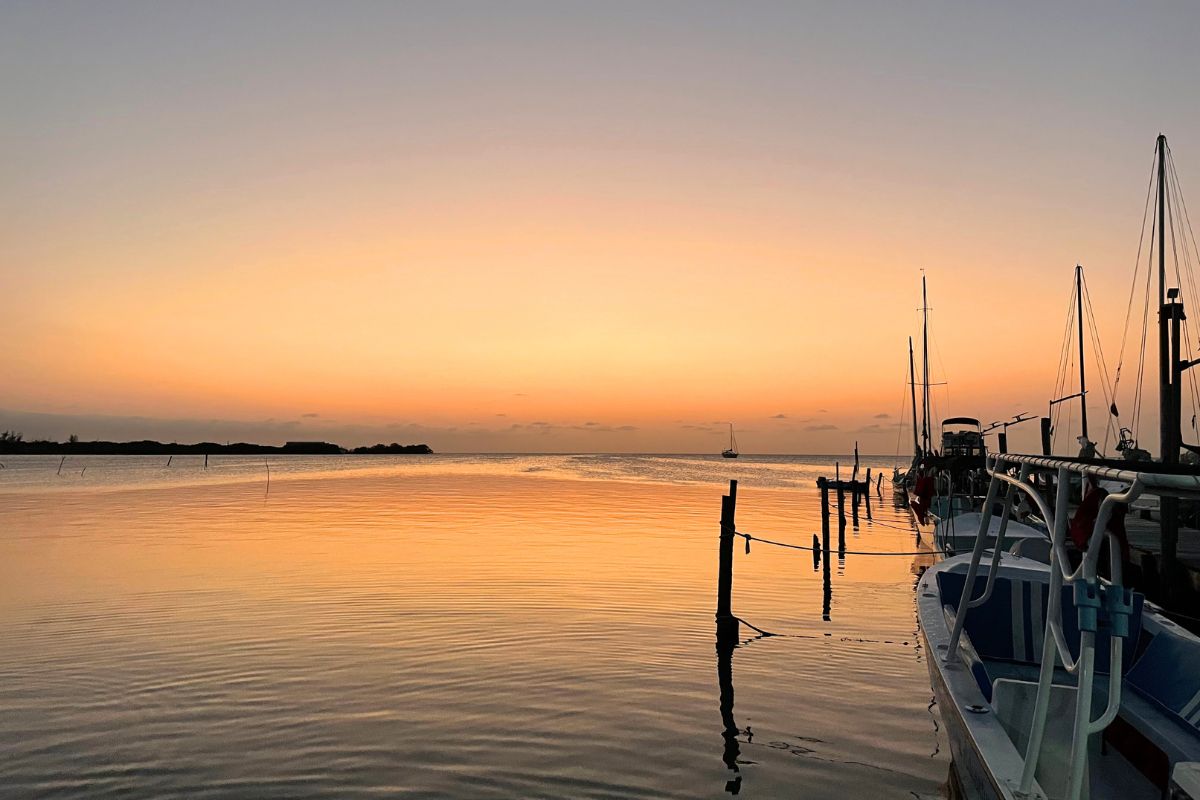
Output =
[
  {"x1": 350, "y1": 442, "x2": 435, "y2": 454},
  {"x1": 0, "y1": 432, "x2": 433, "y2": 456}
]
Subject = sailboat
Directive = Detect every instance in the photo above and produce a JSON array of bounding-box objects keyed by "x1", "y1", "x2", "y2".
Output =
[{"x1": 722, "y1": 424, "x2": 739, "y2": 458}]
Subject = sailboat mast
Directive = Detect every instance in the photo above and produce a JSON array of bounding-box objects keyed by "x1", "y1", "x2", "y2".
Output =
[
  {"x1": 908, "y1": 337, "x2": 920, "y2": 457},
  {"x1": 1076, "y1": 264, "x2": 1089, "y2": 441},
  {"x1": 921, "y1": 275, "x2": 931, "y2": 455},
  {"x1": 1158, "y1": 134, "x2": 1173, "y2": 464}
]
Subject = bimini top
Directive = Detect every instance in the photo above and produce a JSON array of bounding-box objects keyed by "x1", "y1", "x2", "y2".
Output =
[{"x1": 942, "y1": 416, "x2": 980, "y2": 427}]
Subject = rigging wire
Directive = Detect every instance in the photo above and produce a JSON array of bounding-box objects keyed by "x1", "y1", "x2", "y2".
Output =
[
  {"x1": 1167, "y1": 151, "x2": 1200, "y2": 440},
  {"x1": 1113, "y1": 149, "x2": 1160, "y2": 451},
  {"x1": 1132, "y1": 209, "x2": 1158, "y2": 444},
  {"x1": 1080, "y1": 280, "x2": 1120, "y2": 451},
  {"x1": 893, "y1": 359, "x2": 911, "y2": 466},
  {"x1": 1050, "y1": 276, "x2": 1078, "y2": 446}
]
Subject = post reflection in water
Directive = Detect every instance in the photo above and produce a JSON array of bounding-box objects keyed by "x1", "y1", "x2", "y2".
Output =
[{"x1": 716, "y1": 626, "x2": 743, "y2": 795}]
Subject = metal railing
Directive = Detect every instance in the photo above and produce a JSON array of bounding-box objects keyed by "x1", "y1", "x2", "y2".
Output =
[{"x1": 942, "y1": 453, "x2": 1200, "y2": 800}]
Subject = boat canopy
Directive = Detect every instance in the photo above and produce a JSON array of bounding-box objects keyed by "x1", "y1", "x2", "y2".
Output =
[{"x1": 942, "y1": 416, "x2": 980, "y2": 427}]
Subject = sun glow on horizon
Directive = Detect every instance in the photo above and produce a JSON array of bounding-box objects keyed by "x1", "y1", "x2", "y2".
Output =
[{"x1": 4, "y1": 3, "x2": 1200, "y2": 453}]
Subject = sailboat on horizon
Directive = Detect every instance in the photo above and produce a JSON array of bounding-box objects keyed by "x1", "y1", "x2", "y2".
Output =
[{"x1": 722, "y1": 423, "x2": 739, "y2": 458}]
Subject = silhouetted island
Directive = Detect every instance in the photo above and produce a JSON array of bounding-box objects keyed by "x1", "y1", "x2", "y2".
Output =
[
  {"x1": 0, "y1": 431, "x2": 433, "y2": 456},
  {"x1": 350, "y1": 443, "x2": 435, "y2": 454}
]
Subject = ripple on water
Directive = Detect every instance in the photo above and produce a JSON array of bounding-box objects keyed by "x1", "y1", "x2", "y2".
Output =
[{"x1": 0, "y1": 456, "x2": 949, "y2": 798}]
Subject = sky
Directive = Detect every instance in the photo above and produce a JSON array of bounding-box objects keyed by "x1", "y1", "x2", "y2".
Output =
[{"x1": 4, "y1": 1, "x2": 1200, "y2": 453}]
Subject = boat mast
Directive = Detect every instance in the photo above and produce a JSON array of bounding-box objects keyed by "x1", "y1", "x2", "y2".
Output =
[
  {"x1": 1159, "y1": 133, "x2": 1173, "y2": 465},
  {"x1": 1156, "y1": 134, "x2": 1184, "y2": 579},
  {"x1": 908, "y1": 336, "x2": 920, "y2": 458},
  {"x1": 1076, "y1": 264, "x2": 1089, "y2": 442},
  {"x1": 921, "y1": 275, "x2": 931, "y2": 455}
]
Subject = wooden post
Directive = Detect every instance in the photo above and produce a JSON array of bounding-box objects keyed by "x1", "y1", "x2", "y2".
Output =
[
  {"x1": 850, "y1": 481, "x2": 860, "y2": 527},
  {"x1": 1040, "y1": 417, "x2": 1052, "y2": 456},
  {"x1": 812, "y1": 534, "x2": 821, "y2": 571},
  {"x1": 716, "y1": 480, "x2": 739, "y2": 641},
  {"x1": 998, "y1": 431, "x2": 1008, "y2": 454},
  {"x1": 836, "y1": 482, "x2": 848, "y2": 560},
  {"x1": 819, "y1": 478, "x2": 832, "y2": 621},
  {"x1": 837, "y1": 483, "x2": 847, "y2": 530},
  {"x1": 864, "y1": 469, "x2": 873, "y2": 520},
  {"x1": 204, "y1": 453, "x2": 209, "y2": 469}
]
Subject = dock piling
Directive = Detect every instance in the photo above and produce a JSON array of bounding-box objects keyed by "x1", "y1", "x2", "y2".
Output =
[
  {"x1": 864, "y1": 469, "x2": 873, "y2": 520},
  {"x1": 819, "y1": 478, "x2": 832, "y2": 620},
  {"x1": 716, "y1": 480, "x2": 739, "y2": 642}
]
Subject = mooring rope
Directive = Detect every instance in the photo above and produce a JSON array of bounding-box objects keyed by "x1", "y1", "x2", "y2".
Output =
[
  {"x1": 732, "y1": 616, "x2": 915, "y2": 648},
  {"x1": 722, "y1": 523, "x2": 944, "y2": 557}
]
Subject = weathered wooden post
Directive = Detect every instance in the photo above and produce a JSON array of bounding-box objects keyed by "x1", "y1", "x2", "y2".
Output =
[
  {"x1": 716, "y1": 480, "x2": 739, "y2": 642},
  {"x1": 864, "y1": 469, "x2": 873, "y2": 520},
  {"x1": 837, "y1": 482, "x2": 847, "y2": 530},
  {"x1": 819, "y1": 477, "x2": 832, "y2": 621},
  {"x1": 851, "y1": 480, "x2": 861, "y2": 527},
  {"x1": 1040, "y1": 417, "x2": 1052, "y2": 456}
]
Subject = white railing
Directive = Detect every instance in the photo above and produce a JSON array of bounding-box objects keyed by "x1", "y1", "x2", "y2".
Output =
[{"x1": 942, "y1": 454, "x2": 1200, "y2": 800}]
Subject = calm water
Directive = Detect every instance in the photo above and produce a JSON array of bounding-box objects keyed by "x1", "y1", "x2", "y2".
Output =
[{"x1": 0, "y1": 454, "x2": 951, "y2": 798}]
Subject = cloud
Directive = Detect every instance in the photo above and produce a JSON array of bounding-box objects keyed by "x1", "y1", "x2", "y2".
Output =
[
  {"x1": 301, "y1": 412, "x2": 320, "y2": 418},
  {"x1": 804, "y1": 423, "x2": 839, "y2": 432},
  {"x1": 818, "y1": 408, "x2": 829, "y2": 413},
  {"x1": 770, "y1": 413, "x2": 788, "y2": 419},
  {"x1": 854, "y1": 421, "x2": 902, "y2": 433},
  {"x1": 873, "y1": 413, "x2": 890, "y2": 419},
  {"x1": 495, "y1": 413, "x2": 507, "y2": 417},
  {"x1": 615, "y1": 425, "x2": 638, "y2": 432}
]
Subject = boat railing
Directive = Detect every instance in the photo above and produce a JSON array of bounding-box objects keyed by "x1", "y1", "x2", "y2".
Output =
[{"x1": 942, "y1": 453, "x2": 1200, "y2": 800}]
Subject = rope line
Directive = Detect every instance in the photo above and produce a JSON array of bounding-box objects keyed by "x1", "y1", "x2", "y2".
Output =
[{"x1": 723, "y1": 523, "x2": 942, "y2": 557}]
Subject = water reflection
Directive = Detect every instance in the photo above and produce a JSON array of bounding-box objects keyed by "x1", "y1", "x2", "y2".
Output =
[
  {"x1": 716, "y1": 629, "x2": 742, "y2": 795},
  {"x1": 1, "y1": 458, "x2": 950, "y2": 798}
]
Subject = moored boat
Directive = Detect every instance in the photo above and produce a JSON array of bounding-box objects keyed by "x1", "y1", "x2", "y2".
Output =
[{"x1": 919, "y1": 452, "x2": 1200, "y2": 800}]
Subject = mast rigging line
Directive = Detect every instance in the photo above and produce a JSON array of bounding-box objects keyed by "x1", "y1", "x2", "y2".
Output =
[
  {"x1": 1113, "y1": 147, "x2": 1161, "y2": 449},
  {"x1": 1113, "y1": 137, "x2": 1200, "y2": 455},
  {"x1": 1166, "y1": 151, "x2": 1200, "y2": 437}
]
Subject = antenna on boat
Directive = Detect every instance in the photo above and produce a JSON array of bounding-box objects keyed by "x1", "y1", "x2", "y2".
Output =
[{"x1": 981, "y1": 413, "x2": 1035, "y2": 454}]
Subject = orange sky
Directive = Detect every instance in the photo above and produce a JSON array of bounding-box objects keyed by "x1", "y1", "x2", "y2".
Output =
[{"x1": 3, "y1": 3, "x2": 1200, "y2": 453}]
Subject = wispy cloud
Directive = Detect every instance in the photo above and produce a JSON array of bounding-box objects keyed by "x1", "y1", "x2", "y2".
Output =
[{"x1": 805, "y1": 423, "x2": 838, "y2": 431}]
